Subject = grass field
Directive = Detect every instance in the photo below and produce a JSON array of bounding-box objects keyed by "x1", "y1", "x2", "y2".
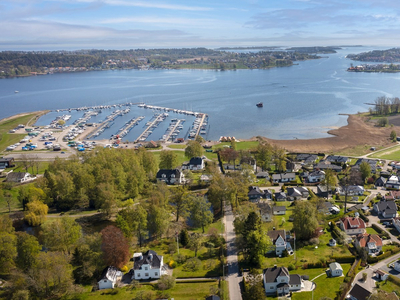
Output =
[
  {"x1": 167, "y1": 144, "x2": 187, "y2": 149},
  {"x1": 213, "y1": 141, "x2": 259, "y2": 151},
  {"x1": 369, "y1": 145, "x2": 400, "y2": 161},
  {"x1": 291, "y1": 264, "x2": 351, "y2": 300},
  {"x1": 151, "y1": 150, "x2": 188, "y2": 167},
  {"x1": 80, "y1": 281, "x2": 219, "y2": 300},
  {"x1": 377, "y1": 279, "x2": 400, "y2": 294}
]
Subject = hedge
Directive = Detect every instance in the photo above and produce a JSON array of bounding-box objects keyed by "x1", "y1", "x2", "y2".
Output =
[
  {"x1": 302, "y1": 261, "x2": 327, "y2": 269},
  {"x1": 372, "y1": 223, "x2": 384, "y2": 234},
  {"x1": 358, "y1": 211, "x2": 369, "y2": 223},
  {"x1": 331, "y1": 256, "x2": 355, "y2": 264},
  {"x1": 388, "y1": 275, "x2": 400, "y2": 287}
]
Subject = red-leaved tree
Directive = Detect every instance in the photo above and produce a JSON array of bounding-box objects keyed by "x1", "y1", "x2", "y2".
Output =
[{"x1": 101, "y1": 225, "x2": 130, "y2": 268}]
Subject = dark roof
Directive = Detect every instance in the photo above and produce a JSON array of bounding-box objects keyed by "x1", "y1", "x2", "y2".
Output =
[
  {"x1": 257, "y1": 202, "x2": 272, "y2": 214},
  {"x1": 267, "y1": 230, "x2": 286, "y2": 243},
  {"x1": 6, "y1": 172, "x2": 29, "y2": 182},
  {"x1": 263, "y1": 266, "x2": 289, "y2": 283},
  {"x1": 289, "y1": 274, "x2": 301, "y2": 285},
  {"x1": 248, "y1": 186, "x2": 264, "y2": 196},
  {"x1": 156, "y1": 169, "x2": 181, "y2": 178},
  {"x1": 275, "y1": 192, "x2": 287, "y2": 199},
  {"x1": 349, "y1": 283, "x2": 372, "y2": 300},
  {"x1": 375, "y1": 177, "x2": 387, "y2": 185},
  {"x1": 99, "y1": 266, "x2": 119, "y2": 281},
  {"x1": 206, "y1": 296, "x2": 221, "y2": 300},
  {"x1": 326, "y1": 155, "x2": 348, "y2": 163},
  {"x1": 273, "y1": 206, "x2": 286, "y2": 212},
  {"x1": 189, "y1": 157, "x2": 203, "y2": 165},
  {"x1": 0, "y1": 157, "x2": 14, "y2": 163},
  {"x1": 286, "y1": 187, "x2": 302, "y2": 197},
  {"x1": 314, "y1": 162, "x2": 342, "y2": 171},
  {"x1": 375, "y1": 200, "x2": 397, "y2": 212},
  {"x1": 133, "y1": 250, "x2": 162, "y2": 270}
]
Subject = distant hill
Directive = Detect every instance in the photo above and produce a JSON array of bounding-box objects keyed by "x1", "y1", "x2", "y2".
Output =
[{"x1": 347, "y1": 48, "x2": 400, "y2": 62}]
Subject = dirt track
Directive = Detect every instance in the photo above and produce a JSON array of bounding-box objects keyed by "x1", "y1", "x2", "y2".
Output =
[{"x1": 256, "y1": 114, "x2": 397, "y2": 153}]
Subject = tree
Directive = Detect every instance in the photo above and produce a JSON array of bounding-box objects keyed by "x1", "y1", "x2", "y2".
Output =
[
  {"x1": 185, "y1": 140, "x2": 203, "y2": 159},
  {"x1": 24, "y1": 200, "x2": 48, "y2": 226},
  {"x1": 220, "y1": 148, "x2": 238, "y2": 166},
  {"x1": 0, "y1": 214, "x2": 15, "y2": 234},
  {"x1": 243, "y1": 274, "x2": 266, "y2": 300},
  {"x1": 362, "y1": 272, "x2": 368, "y2": 282},
  {"x1": 101, "y1": 225, "x2": 130, "y2": 268},
  {"x1": 157, "y1": 274, "x2": 176, "y2": 290},
  {"x1": 15, "y1": 232, "x2": 40, "y2": 271},
  {"x1": 179, "y1": 229, "x2": 190, "y2": 247},
  {"x1": 377, "y1": 117, "x2": 388, "y2": 127},
  {"x1": 72, "y1": 233, "x2": 104, "y2": 284},
  {"x1": 0, "y1": 232, "x2": 16, "y2": 273},
  {"x1": 273, "y1": 145, "x2": 287, "y2": 172},
  {"x1": 189, "y1": 195, "x2": 213, "y2": 233},
  {"x1": 147, "y1": 204, "x2": 170, "y2": 239},
  {"x1": 341, "y1": 168, "x2": 363, "y2": 213},
  {"x1": 390, "y1": 130, "x2": 397, "y2": 142},
  {"x1": 26, "y1": 251, "x2": 73, "y2": 299},
  {"x1": 3, "y1": 190, "x2": 13, "y2": 213},
  {"x1": 292, "y1": 201, "x2": 318, "y2": 240},
  {"x1": 321, "y1": 168, "x2": 337, "y2": 193},
  {"x1": 116, "y1": 205, "x2": 148, "y2": 247},
  {"x1": 360, "y1": 161, "x2": 371, "y2": 181},
  {"x1": 170, "y1": 186, "x2": 190, "y2": 222},
  {"x1": 159, "y1": 150, "x2": 178, "y2": 169},
  {"x1": 255, "y1": 142, "x2": 272, "y2": 171},
  {"x1": 42, "y1": 217, "x2": 82, "y2": 253},
  {"x1": 189, "y1": 233, "x2": 202, "y2": 257}
]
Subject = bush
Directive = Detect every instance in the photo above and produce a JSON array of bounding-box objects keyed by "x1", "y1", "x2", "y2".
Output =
[
  {"x1": 372, "y1": 223, "x2": 384, "y2": 234},
  {"x1": 174, "y1": 253, "x2": 187, "y2": 265},
  {"x1": 168, "y1": 260, "x2": 177, "y2": 269},
  {"x1": 157, "y1": 275, "x2": 176, "y2": 290},
  {"x1": 310, "y1": 238, "x2": 319, "y2": 245},
  {"x1": 168, "y1": 242, "x2": 177, "y2": 254},
  {"x1": 388, "y1": 275, "x2": 400, "y2": 287},
  {"x1": 183, "y1": 257, "x2": 202, "y2": 272},
  {"x1": 288, "y1": 264, "x2": 295, "y2": 271},
  {"x1": 120, "y1": 265, "x2": 128, "y2": 273}
]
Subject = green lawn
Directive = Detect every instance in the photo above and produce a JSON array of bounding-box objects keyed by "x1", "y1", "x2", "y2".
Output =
[
  {"x1": 291, "y1": 264, "x2": 352, "y2": 300},
  {"x1": 370, "y1": 146, "x2": 400, "y2": 161},
  {"x1": 151, "y1": 150, "x2": 188, "y2": 167},
  {"x1": 377, "y1": 279, "x2": 400, "y2": 294},
  {"x1": 366, "y1": 227, "x2": 380, "y2": 235},
  {"x1": 167, "y1": 144, "x2": 187, "y2": 149},
  {"x1": 212, "y1": 141, "x2": 259, "y2": 151},
  {"x1": 80, "y1": 281, "x2": 219, "y2": 300}
]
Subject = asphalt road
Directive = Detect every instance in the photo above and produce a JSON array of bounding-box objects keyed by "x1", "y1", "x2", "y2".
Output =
[{"x1": 224, "y1": 203, "x2": 243, "y2": 300}]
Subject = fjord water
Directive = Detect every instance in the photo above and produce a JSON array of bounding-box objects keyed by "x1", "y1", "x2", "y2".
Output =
[{"x1": 0, "y1": 46, "x2": 399, "y2": 140}]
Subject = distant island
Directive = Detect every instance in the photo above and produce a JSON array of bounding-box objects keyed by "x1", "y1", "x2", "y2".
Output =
[
  {"x1": 285, "y1": 46, "x2": 340, "y2": 54},
  {"x1": 347, "y1": 63, "x2": 400, "y2": 73},
  {"x1": 0, "y1": 48, "x2": 322, "y2": 78},
  {"x1": 215, "y1": 46, "x2": 280, "y2": 50},
  {"x1": 347, "y1": 48, "x2": 400, "y2": 62}
]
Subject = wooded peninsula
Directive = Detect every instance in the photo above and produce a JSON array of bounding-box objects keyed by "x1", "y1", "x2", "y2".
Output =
[{"x1": 0, "y1": 48, "x2": 321, "y2": 78}]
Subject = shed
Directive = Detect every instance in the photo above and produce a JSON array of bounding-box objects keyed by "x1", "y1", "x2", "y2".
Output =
[{"x1": 376, "y1": 269, "x2": 389, "y2": 281}]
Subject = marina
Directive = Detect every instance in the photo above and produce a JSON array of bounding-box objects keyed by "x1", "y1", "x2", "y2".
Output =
[
  {"x1": 135, "y1": 113, "x2": 168, "y2": 143},
  {"x1": 114, "y1": 116, "x2": 145, "y2": 139},
  {"x1": 161, "y1": 119, "x2": 185, "y2": 142}
]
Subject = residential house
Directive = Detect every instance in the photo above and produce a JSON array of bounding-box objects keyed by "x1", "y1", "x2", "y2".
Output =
[
  {"x1": 348, "y1": 283, "x2": 372, "y2": 300},
  {"x1": 373, "y1": 200, "x2": 397, "y2": 218},
  {"x1": 271, "y1": 173, "x2": 296, "y2": 183},
  {"x1": 248, "y1": 186, "x2": 266, "y2": 202},
  {"x1": 296, "y1": 154, "x2": 318, "y2": 165},
  {"x1": 339, "y1": 217, "x2": 366, "y2": 235},
  {"x1": 274, "y1": 192, "x2": 287, "y2": 201},
  {"x1": 98, "y1": 266, "x2": 121, "y2": 290},
  {"x1": 132, "y1": 250, "x2": 166, "y2": 280},
  {"x1": 328, "y1": 262, "x2": 343, "y2": 277},
  {"x1": 394, "y1": 260, "x2": 400, "y2": 272},
  {"x1": 308, "y1": 170, "x2": 325, "y2": 183},
  {"x1": 375, "y1": 269, "x2": 389, "y2": 281},
  {"x1": 263, "y1": 266, "x2": 303, "y2": 295},
  {"x1": 256, "y1": 171, "x2": 270, "y2": 180},
  {"x1": 257, "y1": 202, "x2": 272, "y2": 222},
  {"x1": 375, "y1": 177, "x2": 387, "y2": 187},
  {"x1": 383, "y1": 190, "x2": 400, "y2": 201},
  {"x1": 386, "y1": 175, "x2": 400, "y2": 190},
  {"x1": 346, "y1": 204, "x2": 369, "y2": 213},
  {"x1": 0, "y1": 157, "x2": 15, "y2": 169},
  {"x1": 325, "y1": 155, "x2": 349, "y2": 165},
  {"x1": 392, "y1": 217, "x2": 400, "y2": 233},
  {"x1": 273, "y1": 206, "x2": 286, "y2": 215},
  {"x1": 267, "y1": 230, "x2": 293, "y2": 256},
  {"x1": 286, "y1": 161, "x2": 301, "y2": 172},
  {"x1": 6, "y1": 172, "x2": 35, "y2": 183},
  {"x1": 313, "y1": 162, "x2": 342, "y2": 172},
  {"x1": 354, "y1": 233, "x2": 383, "y2": 256},
  {"x1": 240, "y1": 157, "x2": 257, "y2": 172},
  {"x1": 354, "y1": 158, "x2": 377, "y2": 174},
  {"x1": 200, "y1": 174, "x2": 212, "y2": 183},
  {"x1": 319, "y1": 202, "x2": 340, "y2": 215},
  {"x1": 156, "y1": 169, "x2": 184, "y2": 185},
  {"x1": 286, "y1": 187, "x2": 309, "y2": 201},
  {"x1": 187, "y1": 157, "x2": 205, "y2": 171},
  {"x1": 317, "y1": 185, "x2": 330, "y2": 198},
  {"x1": 336, "y1": 185, "x2": 365, "y2": 196}
]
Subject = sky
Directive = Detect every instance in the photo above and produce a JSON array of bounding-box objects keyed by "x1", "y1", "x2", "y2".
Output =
[{"x1": 1, "y1": 0, "x2": 400, "y2": 50}]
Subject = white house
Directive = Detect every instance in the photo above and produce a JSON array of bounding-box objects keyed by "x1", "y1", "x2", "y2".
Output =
[
  {"x1": 257, "y1": 202, "x2": 272, "y2": 222},
  {"x1": 393, "y1": 217, "x2": 400, "y2": 233},
  {"x1": 376, "y1": 269, "x2": 389, "y2": 281},
  {"x1": 339, "y1": 217, "x2": 366, "y2": 235},
  {"x1": 184, "y1": 157, "x2": 204, "y2": 171},
  {"x1": 132, "y1": 250, "x2": 166, "y2": 280},
  {"x1": 156, "y1": 169, "x2": 184, "y2": 185},
  {"x1": 394, "y1": 260, "x2": 400, "y2": 273},
  {"x1": 271, "y1": 173, "x2": 296, "y2": 183},
  {"x1": 263, "y1": 266, "x2": 303, "y2": 295},
  {"x1": 354, "y1": 233, "x2": 383, "y2": 256},
  {"x1": 98, "y1": 266, "x2": 121, "y2": 290},
  {"x1": 308, "y1": 170, "x2": 325, "y2": 183},
  {"x1": 6, "y1": 172, "x2": 36, "y2": 183},
  {"x1": 336, "y1": 185, "x2": 365, "y2": 196},
  {"x1": 267, "y1": 230, "x2": 293, "y2": 256},
  {"x1": 386, "y1": 175, "x2": 400, "y2": 190},
  {"x1": 328, "y1": 262, "x2": 343, "y2": 277}
]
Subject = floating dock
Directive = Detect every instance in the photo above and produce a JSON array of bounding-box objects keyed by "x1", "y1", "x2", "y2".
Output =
[
  {"x1": 161, "y1": 119, "x2": 185, "y2": 142},
  {"x1": 114, "y1": 116, "x2": 144, "y2": 138},
  {"x1": 135, "y1": 113, "x2": 168, "y2": 143}
]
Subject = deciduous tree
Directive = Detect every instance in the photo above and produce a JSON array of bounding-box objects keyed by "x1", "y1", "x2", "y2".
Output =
[
  {"x1": 159, "y1": 150, "x2": 178, "y2": 169},
  {"x1": 24, "y1": 200, "x2": 48, "y2": 226},
  {"x1": 101, "y1": 225, "x2": 130, "y2": 268},
  {"x1": 360, "y1": 161, "x2": 371, "y2": 181},
  {"x1": 15, "y1": 232, "x2": 40, "y2": 271},
  {"x1": 189, "y1": 195, "x2": 213, "y2": 233},
  {"x1": 170, "y1": 186, "x2": 190, "y2": 222},
  {"x1": 0, "y1": 232, "x2": 16, "y2": 273},
  {"x1": 292, "y1": 201, "x2": 318, "y2": 241},
  {"x1": 185, "y1": 140, "x2": 203, "y2": 159},
  {"x1": 42, "y1": 217, "x2": 82, "y2": 253}
]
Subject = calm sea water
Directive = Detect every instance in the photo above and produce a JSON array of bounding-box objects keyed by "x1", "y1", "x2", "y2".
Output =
[{"x1": 0, "y1": 46, "x2": 399, "y2": 140}]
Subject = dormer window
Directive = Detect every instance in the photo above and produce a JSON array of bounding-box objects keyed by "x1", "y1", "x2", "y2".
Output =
[
  {"x1": 171, "y1": 174, "x2": 175, "y2": 178},
  {"x1": 162, "y1": 174, "x2": 166, "y2": 178}
]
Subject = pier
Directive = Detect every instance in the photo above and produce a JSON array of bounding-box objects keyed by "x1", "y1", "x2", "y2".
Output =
[
  {"x1": 135, "y1": 113, "x2": 168, "y2": 143},
  {"x1": 114, "y1": 116, "x2": 144, "y2": 138},
  {"x1": 188, "y1": 113, "x2": 208, "y2": 139},
  {"x1": 161, "y1": 119, "x2": 184, "y2": 142},
  {"x1": 85, "y1": 110, "x2": 123, "y2": 139}
]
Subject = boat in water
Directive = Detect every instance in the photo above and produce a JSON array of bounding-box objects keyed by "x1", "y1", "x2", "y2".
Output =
[{"x1": 256, "y1": 102, "x2": 263, "y2": 107}]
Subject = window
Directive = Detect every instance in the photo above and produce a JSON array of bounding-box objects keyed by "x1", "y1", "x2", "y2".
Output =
[
  {"x1": 104, "y1": 280, "x2": 107, "y2": 282},
  {"x1": 145, "y1": 273, "x2": 149, "y2": 277},
  {"x1": 137, "y1": 273, "x2": 140, "y2": 277},
  {"x1": 281, "y1": 279, "x2": 285, "y2": 283},
  {"x1": 145, "y1": 267, "x2": 148, "y2": 270},
  {"x1": 155, "y1": 272, "x2": 158, "y2": 276},
  {"x1": 270, "y1": 287, "x2": 274, "y2": 289}
]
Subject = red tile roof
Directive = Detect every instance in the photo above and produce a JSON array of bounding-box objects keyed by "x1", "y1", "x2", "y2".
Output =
[
  {"x1": 341, "y1": 217, "x2": 366, "y2": 230},
  {"x1": 356, "y1": 233, "x2": 382, "y2": 247}
]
